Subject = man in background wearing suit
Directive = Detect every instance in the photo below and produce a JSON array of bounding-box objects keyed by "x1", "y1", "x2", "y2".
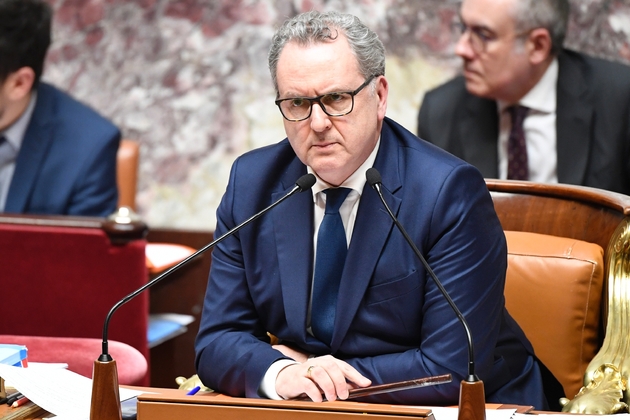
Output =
[
  {"x1": 195, "y1": 10, "x2": 548, "y2": 409},
  {"x1": 418, "y1": 0, "x2": 630, "y2": 194},
  {"x1": 0, "y1": 0, "x2": 120, "y2": 217}
]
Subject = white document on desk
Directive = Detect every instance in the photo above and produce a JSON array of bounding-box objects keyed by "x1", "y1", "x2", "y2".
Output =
[
  {"x1": 401, "y1": 406, "x2": 516, "y2": 420},
  {"x1": 0, "y1": 363, "x2": 144, "y2": 420}
]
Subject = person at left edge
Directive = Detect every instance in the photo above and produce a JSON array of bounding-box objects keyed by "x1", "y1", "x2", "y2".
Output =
[
  {"x1": 195, "y1": 10, "x2": 547, "y2": 409},
  {"x1": 0, "y1": 0, "x2": 119, "y2": 217}
]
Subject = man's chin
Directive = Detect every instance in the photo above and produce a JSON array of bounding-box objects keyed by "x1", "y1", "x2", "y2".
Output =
[
  {"x1": 310, "y1": 165, "x2": 348, "y2": 186},
  {"x1": 464, "y1": 79, "x2": 492, "y2": 99}
]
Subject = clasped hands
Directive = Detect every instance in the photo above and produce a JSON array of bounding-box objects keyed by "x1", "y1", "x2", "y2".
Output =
[{"x1": 273, "y1": 343, "x2": 372, "y2": 402}]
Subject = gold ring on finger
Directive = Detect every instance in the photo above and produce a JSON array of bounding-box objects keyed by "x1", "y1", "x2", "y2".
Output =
[{"x1": 306, "y1": 365, "x2": 316, "y2": 379}]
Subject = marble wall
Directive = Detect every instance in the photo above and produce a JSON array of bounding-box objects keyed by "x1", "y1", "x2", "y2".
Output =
[{"x1": 43, "y1": 0, "x2": 630, "y2": 229}]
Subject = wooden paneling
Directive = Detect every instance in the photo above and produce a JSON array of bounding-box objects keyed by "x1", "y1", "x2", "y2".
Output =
[{"x1": 147, "y1": 228, "x2": 214, "y2": 388}]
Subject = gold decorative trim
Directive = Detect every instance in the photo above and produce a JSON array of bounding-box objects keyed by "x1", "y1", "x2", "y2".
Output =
[{"x1": 562, "y1": 218, "x2": 630, "y2": 413}]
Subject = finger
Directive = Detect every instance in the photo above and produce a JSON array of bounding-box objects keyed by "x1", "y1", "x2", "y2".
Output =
[
  {"x1": 338, "y1": 361, "x2": 372, "y2": 388},
  {"x1": 297, "y1": 364, "x2": 328, "y2": 402},
  {"x1": 275, "y1": 364, "x2": 316, "y2": 400},
  {"x1": 307, "y1": 365, "x2": 338, "y2": 401},
  {"x1": 315, "y1": 362, "x2": 352, "y2": 400},
  {"x1": 316, "y1": 359, "x2": 371, "y2": 400},
  {"x1": 302, "y1": 377, "x2": 325, "y2": 402}
]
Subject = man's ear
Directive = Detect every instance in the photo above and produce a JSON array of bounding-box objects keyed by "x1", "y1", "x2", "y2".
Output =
[
  {"x1": 527, "y1": 28, "x2": 553, "y2": 65},
  {"x1": 375, "y1": 75, "x2": 388, "y2": 120},
  {"x1": 4, "y1": 67, "x2": 35, "y2": 101}
]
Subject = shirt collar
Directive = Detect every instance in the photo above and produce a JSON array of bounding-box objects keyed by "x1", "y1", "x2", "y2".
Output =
[
  {"x1": 1, "y1": 90, "x2": 38, "y2": 151},
  {"x1": 310, "y1": 137, "x2": 381, "y2": 198}
]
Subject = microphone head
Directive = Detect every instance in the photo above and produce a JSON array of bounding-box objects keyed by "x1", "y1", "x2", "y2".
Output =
[
  {"x1": 366, "y1": 168, "x2": 382, "y2": 189},
  {"x1": 296, "y1": 173, "x2": 316, "y2": 192}
]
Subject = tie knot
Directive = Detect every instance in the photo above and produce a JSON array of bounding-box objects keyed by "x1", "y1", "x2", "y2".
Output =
[
  {"x1": 324, "y1": 188, "x2": 351, "y2": 214},
  {"x1": 507, "y1": 105, "x2": 529, "y2": 126}
]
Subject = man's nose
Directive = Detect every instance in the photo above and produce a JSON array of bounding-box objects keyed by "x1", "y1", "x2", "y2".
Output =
[
  {"x1": 455, "y1": 31, "x2": 475, "y2": 59},
  {"x1": 309, "y1": 103, "x2": 332, "y2": 132}
]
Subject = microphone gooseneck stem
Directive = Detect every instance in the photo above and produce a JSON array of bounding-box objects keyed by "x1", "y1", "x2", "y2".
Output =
[
  {"x1": 100, "y1": 173, "x2": 316, "y2": 356},
  {"x1": 366, "y1": 168, "x2": 477, "y2": 380}
]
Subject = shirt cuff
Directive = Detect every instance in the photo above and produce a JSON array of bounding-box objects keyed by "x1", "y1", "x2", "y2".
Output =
[{"x1": 259, "y1": 359, "x2": 299, "y2": 400}]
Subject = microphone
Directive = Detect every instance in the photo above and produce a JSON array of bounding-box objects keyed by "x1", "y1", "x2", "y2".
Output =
[
  {"x1": 90, "y1": 173, "x2": 316, "y2": 420},
  {"x1": 365, "y1": 168, "x2": 485, "y2": 420}
]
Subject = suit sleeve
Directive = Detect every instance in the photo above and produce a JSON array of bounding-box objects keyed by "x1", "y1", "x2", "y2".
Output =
[{"x1": 194, "y1": 157, "x2": 291, "y2": 398}]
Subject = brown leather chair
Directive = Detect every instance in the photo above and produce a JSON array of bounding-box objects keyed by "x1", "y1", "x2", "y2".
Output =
[
  {"x1": 487, "y1": 179, "x2": 630, "y2": 412},
  {"x1": 117, "y1": 139, "x2": 140, "y2": 211}
]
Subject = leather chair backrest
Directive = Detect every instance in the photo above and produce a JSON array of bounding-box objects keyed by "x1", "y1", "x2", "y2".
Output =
[
  {"x1": 487, "y1": 179, "x2": 630, "y2": 401},
  {"x1": 117, "y1": 139, "x2": 140, "y2": 211},
  {"x1": 503, "y1": 230, "x2": 604, "y2": 398}
]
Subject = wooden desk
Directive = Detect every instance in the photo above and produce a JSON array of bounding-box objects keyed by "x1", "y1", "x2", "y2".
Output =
[
  {"x1": 137, "y1": 389, "x2": 435, "y2": 419},
  {"x1": 0, "y1": 387, "x2": 535, "y2": 420},
  {"x1": 0, "y1": 389, "x2": 434, "y2": 420},
  {"x1": 0, "y1": 400, "x2": 48, "y2": 420}
]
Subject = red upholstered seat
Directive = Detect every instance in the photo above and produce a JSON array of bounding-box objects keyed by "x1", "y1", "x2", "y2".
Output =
[
  {"x1": 0, "y1": 213, "x2": 150, "y2": 385},
  {"x1": 0, "y1": 335, "x2": 148, "y2": 386}
]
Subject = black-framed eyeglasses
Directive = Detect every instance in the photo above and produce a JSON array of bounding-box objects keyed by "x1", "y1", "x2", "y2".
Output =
[{"x1": 275, "y1": 75, "x2": 377, "y2": 122}]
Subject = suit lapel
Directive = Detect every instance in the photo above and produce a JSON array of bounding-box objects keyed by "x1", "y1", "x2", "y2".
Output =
[
  {"x1": 460, "y1": 96, "x2": 499, "y2": 178},
  {"x1": 5, "y1": 85, "x2": 55, "y2": 213},
  {"x1": 331, "y1": 124, "x2": 402, "y2": 350},
  {"x1": 556, "y1": 52, "x2": 592, "y2": 185},
  {"x1": 273, "y1": 165, "x2": 315, "y2": 342}
]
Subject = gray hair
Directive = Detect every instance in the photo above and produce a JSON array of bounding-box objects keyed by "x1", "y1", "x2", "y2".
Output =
[
  {"x1": 268, "y1": 10, "x2": 385, "y2": 95},
  {"x1": 512, "y1": 0, "x2": 569, "y2": 55}
]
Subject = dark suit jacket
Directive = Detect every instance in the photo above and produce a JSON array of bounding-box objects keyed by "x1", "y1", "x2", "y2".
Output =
[
  {"x1": 195, "y1": 117, "x2": 546, "y2": 408},
  {"x1": 417, "y1": 50, "x2": 630, "y2": 195},
  {"x1": 3, "y1": 83, "x2": 120, "y2": 217}
]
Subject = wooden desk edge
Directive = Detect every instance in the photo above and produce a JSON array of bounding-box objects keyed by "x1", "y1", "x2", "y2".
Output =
[{"x1": 134, "y1": 388, "x2": 535, "y2": 416}]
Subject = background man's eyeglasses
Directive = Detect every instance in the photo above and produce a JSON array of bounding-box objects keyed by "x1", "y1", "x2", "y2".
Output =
[
  {"x1": 275, "y1": 75, "x2": 376, "y2": 122},
  {"x1": 453, "y1": 22, "x2": 497, "y2": 53},
  {"x1": 453, "y1": 21, "x2": 532, "y2": 54}
]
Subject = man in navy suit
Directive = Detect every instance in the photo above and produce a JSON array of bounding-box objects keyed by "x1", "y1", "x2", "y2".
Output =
[
  {"x1": 418, "y1": 0, "x2": 630, "y2": 194},
  {"x1": 195, "y1": 10, "x2": 547, "y2": 409},
  {"x1": 0, "y1": 0, "x2": 119, "y2": 217}
]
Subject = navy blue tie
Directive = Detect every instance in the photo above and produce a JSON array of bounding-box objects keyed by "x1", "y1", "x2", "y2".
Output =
[{"x1": 311, "y1": 187, "x2": 351, "y2": 345}]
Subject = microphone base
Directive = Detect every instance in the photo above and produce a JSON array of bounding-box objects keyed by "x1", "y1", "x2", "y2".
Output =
[
  {"x1": 458, "y1": 378, "x2": 486, "y2": 420},
  {"x1": 90, "y1": 357, "x2": 122, "y2": 420}
]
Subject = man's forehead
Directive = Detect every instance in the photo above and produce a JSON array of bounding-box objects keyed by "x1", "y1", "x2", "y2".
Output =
[
  {"x1": 460, "y1": 0, "x2": 518, "y2": 25},
  {"x1": 280, "y1": 35, "x2": 349, "y2": 58},
  {"x1": 277, "y1": 36, "x2": 357, "y2": 75}
]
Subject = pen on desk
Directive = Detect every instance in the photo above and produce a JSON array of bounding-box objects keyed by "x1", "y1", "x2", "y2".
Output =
[
  {"x1": 6, "y1": 392, "x2": 23, "y2": 406},
  {"x1": 292, "y1": 373, "x2": 453, "y2": 401},
  {"x1": 11, "y1": 396, "x2": 29, "y2": 408},
  {"x1": 186, "y1": 385, "x2": 201, "y2": 396}
]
